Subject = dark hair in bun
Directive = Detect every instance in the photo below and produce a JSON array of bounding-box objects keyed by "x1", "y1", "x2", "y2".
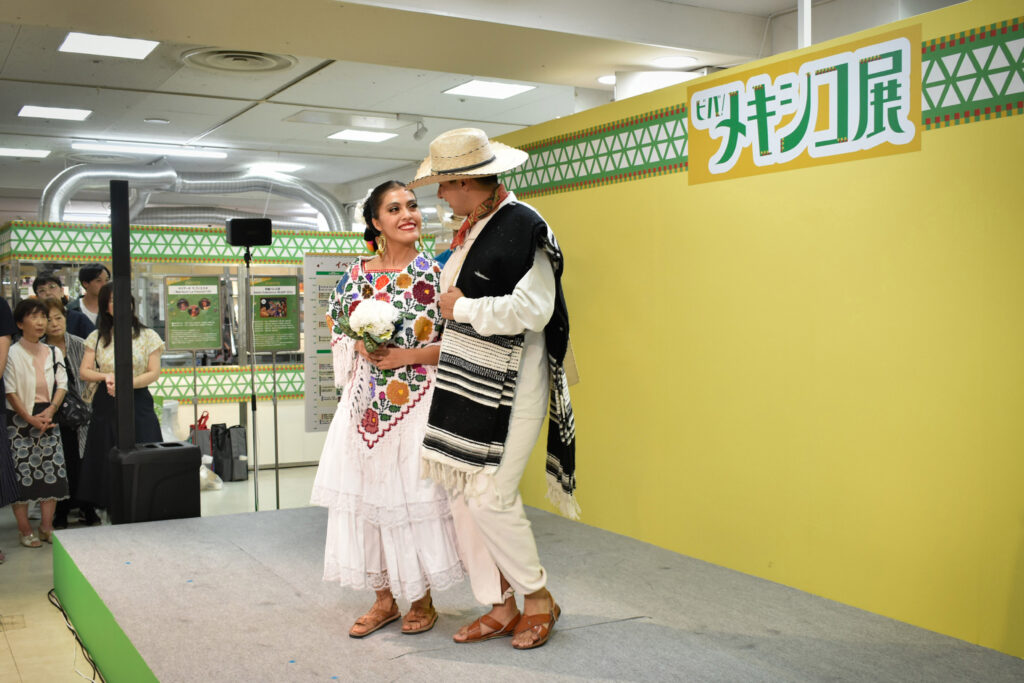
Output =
[{"x1": 362, "y1": 180, "x2": 411, "y2": 251}]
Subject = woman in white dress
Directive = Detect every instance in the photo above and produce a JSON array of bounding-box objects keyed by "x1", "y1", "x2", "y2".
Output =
[{"x1": 311, "y1": 180, "x2": 464, "y2": 637}]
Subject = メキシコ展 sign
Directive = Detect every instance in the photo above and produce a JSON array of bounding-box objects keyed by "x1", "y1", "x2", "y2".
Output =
[
  {"x1": 687, "y1": 26, "x2": 921, "y2": 184},
  {"x1": 165, "y1": 276, "x2": 222, "y2": 351}
]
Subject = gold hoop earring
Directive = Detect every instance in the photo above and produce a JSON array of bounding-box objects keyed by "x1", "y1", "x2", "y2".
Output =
[{"x1": 377, "y1": 234, "x2": 387, "y2": 256}]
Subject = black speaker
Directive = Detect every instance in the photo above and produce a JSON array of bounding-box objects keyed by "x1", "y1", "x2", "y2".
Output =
[
  {"x1": 108, "y1": 442, "x2": 202, "y2": 524},
  {"x1": 226, "y1": 218, "x2": 273, "y2": 247}
]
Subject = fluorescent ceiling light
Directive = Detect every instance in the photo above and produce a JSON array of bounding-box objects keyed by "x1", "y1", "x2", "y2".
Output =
[
  {"x1": 19, "y1": 105, "x2": 92, "y2": 121},
  {"x1": 59, "y1": 32, "x2": 159, "y2": 60},
  {"x1": 248, "y1": 162, "x2": 304, "y2": 174},
  {"x1": 597, "y1": 75, "x2": 617, "y2": 85},
  {"x1": 443, "y1": 80, "x2": 535, "y2": 100},
  {"x1": 328, "y1": 129, "x2": 397, "y2": 143},
  {"x1": 72, "y1": 142, "x2": 227, "y2": 159},
  {"x1": 0, "y1": 147, "x2": 51, "y2": 158},
  {"x1": 652, "y1": 55, "x2": 698, "y2": 69},
  {"x1": 63, "y1": 213, "x2": 110, "y2": 223}
]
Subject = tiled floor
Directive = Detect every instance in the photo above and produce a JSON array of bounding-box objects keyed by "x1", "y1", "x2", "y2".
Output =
[{"x1": 0, "y1": 466, "x2": 318, "y2": 683}]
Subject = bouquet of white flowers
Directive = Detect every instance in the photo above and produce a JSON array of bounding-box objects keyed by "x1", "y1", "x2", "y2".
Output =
[{"x1": 336, "y1": 298, "x2": 399, "y2": 353}]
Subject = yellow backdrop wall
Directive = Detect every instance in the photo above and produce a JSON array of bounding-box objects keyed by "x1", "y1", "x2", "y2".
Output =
[{"x1": 501, "y1": 0, "x2": 1024, "y2": 659}]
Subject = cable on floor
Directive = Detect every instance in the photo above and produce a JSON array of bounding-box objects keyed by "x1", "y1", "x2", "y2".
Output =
[{"x1": 47, "y1": 588, "x2": 105, "y2": 683}]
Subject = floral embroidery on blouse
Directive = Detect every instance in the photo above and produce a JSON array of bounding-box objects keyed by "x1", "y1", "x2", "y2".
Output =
[{"x1": 326, "y1": 254, "x2": 443, "y2": 447}]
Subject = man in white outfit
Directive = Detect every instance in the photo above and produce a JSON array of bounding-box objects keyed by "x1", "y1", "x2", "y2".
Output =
[{"x1": 410, "y1": 129, "x2": 578, "y2": 650}]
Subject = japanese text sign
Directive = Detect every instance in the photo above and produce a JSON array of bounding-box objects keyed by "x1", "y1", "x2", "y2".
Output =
[{"x1": 688, "y1": 26, "x2": 921, "y2": 184}]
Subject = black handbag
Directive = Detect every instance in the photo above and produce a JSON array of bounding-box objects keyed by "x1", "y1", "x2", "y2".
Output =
[{"x1": 50, "y1": 346, "x2": 92, "y2": 428}]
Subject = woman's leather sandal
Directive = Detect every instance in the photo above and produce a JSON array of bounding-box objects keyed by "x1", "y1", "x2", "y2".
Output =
[{"x1": 349, "y1": 604, "x2": 400, "y2": 638}]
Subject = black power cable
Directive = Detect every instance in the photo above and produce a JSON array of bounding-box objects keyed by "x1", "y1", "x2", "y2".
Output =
[{"x1": 47, "y1": 588, "x2": 104, "y2": 682}]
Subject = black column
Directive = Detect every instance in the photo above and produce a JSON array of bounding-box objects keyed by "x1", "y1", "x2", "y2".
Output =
[{"x1": 110, "y1": 179, "x2": 135, "y2": 450}]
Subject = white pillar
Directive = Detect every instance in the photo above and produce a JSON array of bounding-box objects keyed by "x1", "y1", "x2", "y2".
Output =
[{"x1": 798, "y1": 0, "x2": 812, "y2": 49}]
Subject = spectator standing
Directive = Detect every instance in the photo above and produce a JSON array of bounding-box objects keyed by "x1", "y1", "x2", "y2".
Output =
[
  {"x1": 0, "y1": 297, "x2": 17, "y2": 563},
  {"x1": 33, "y1": 271, "x2": 95, "y2": 339},
  {"x1": 66, "y1": 263, "x2": 110, "y2": 328},
  {"x1": 77, "y1": 284, "x2": 163, "y2": 512},
  {"x1": 42, "y1": 299, "x2": 99, "y2": 528},
  {"x1": 4, "y1": 299, "x2": 69, "y2": 547}
]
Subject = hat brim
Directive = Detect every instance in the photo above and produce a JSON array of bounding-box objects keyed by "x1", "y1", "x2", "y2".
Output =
[{"x1": 406, "y1": 143, "x2": 528, "y2": 189}]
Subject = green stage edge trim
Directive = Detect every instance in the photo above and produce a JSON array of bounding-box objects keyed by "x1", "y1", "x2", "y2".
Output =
[
  {"x1": 53, "y1": 536, "x2": 158, "y2": 683},
  {"x1": 503, "y1": 14, "x2": 1023, "y2": 199}
]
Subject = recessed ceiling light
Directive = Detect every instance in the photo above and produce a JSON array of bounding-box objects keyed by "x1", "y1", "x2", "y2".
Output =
[
  {"x1": 248, "y1": 162, "x2": 304, "y2": 174},
  {"x1": 144, "y1": 118, "x2": 171, "y2": 125},
  {"x1": 652, "y1": 55, "x2": 698, "y2": 69},
  {"x1": 19, "y1": 105, "x2": 92, "y2": 121},
  {"x1": 71, "y1": 142, "x2": 227, "y2": 159},
  {"x1": 328, "y1": 129, "x2": 397, "y2": 143},
  {"x1": 0, "y1": 147, "x2": 51, "y2": 158},
  {"x1": 443, "y1": 80, "x2": 535, "y2": 100},
  {"x1": 59, "y1": 32, "x2": 159, "y2": 60},
  {"x1": 597, "y1": 75, "x2": 617, "y2": 85}
]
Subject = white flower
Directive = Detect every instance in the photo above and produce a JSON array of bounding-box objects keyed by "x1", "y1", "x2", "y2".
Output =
[{"x1": 348, "y1": 299, "x2": 398, "y2": 340}]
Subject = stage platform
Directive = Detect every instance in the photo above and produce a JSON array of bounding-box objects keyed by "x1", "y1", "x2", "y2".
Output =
[{"x1": 52, "y1": 506, "x2": 1023, "y2": 682}]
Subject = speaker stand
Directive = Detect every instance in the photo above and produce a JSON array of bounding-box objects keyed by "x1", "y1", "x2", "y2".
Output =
[{"x1": 243, "y1": 244, "x2": 260, "y2": 511}]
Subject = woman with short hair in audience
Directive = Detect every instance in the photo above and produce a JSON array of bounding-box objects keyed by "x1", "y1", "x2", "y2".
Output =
[
  {"x1": 4, "y1": 298, "x2": 69, "y2": 547},
  {"x1": 43, "y1": 298, "x2": 99, "y2": 528}
]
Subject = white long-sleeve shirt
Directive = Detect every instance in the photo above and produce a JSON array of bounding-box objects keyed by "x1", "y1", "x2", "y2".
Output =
[{"x1": 440, "y1": 193, "x2": 554, "y2": 419}]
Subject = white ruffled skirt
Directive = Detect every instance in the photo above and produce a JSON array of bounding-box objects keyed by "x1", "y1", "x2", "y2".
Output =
[{"x1": 310, "y1": 367, "x2": 464, "y2": 600}]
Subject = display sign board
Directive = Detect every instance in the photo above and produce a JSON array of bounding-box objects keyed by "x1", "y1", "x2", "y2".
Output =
[
  {"x1": 164, "y1": 276, "x2": 222, "y2": 351},
  {"x1": 688, "y1": 25, "x2": 922, "y2": 184},
  {"x1": 251, "y1": 276, "x2": 300, "y2": 352},
  {"x1": 303, "y1": 254, "x2": 356, "y2": 432}
]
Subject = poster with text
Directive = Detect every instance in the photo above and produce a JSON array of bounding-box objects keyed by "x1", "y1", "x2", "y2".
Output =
[
  {"x1": 165, "y1": 276, "x2": 222, "y2": 351},
  {"x1": 303, "y1": 254, "x2": 356, "y2": 432},
  {"x1": 252, "y1": 276, "x2": 300, "y2": 352}
]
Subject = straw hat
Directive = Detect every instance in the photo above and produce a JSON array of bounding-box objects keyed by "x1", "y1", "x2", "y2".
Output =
[{"x1": 407, "y1": 128, "x2": 528, "y2": 189}]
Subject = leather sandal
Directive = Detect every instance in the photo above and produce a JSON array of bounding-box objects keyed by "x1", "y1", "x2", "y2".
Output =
[
  {"x1": 37, "y1": 528, "x2": 53, "y2": 544},
  {"x1": 454, "y1": 611, "x2": 521, "y2": 643},
  {"x1": 401, "y1": 599, "x2": 438, "y2": 635},
  {"x1": 349, "y1": 603, "x2": 400, "y2": 638},
  {"x1": 512, "y1": 602, "x2": 561, "y2": 650},
  {"x1": 19, "y1": 532, "x2": 42, "y2": 548}
]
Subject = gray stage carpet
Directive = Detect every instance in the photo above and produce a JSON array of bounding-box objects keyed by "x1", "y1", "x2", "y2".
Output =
[{"x1": 56, "y1": 507, "x2": 1023, "y2": 682}]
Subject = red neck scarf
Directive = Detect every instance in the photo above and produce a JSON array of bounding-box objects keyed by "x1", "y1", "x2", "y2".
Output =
[{"x1": 450, "y1": 183, "x2": 509, "y2": 249}]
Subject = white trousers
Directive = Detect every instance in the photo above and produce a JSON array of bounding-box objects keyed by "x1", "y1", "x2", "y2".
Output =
[{"x1": 449, "y1": 412, "x2": 548, "y2": 605}]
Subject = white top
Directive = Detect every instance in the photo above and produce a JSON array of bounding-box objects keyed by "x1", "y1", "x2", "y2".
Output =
[
  {"x1": 80, "y1": 300, "x2": 99, "y2": 325},
  {"x1": 84, "y1": 327, "x2": 165, "y2": 376},
  {"x1": 4, "y1": 340, "x2": 67, "y2": 410},
  {"x1": 441, "y1": 192, "x2": 555, "y2": 420}
]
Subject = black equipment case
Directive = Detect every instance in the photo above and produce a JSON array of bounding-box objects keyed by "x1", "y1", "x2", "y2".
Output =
[{"x1": 108, "y1": 442, "x2": 201, "y2": 524}]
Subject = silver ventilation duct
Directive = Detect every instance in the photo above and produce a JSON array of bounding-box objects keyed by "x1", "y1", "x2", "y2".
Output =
[
  {"x1": 135, "y1": 206, "x2": 319, "y2": 232},
  {"x1": 39, "y1": 160, "x2": 349, "y2": 230},
  {"x1": 40, "y1": 161, "x2": 178, "y2": 223}
]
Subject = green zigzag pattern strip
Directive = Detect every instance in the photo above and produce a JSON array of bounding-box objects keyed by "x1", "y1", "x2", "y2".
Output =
[
  {"x1": 151, "y1": 364, "x2": 306, "y2": 404},
  {"x1": 506, "y1": 16, "x2": 1023, "y2": 197},
  {"x1": 921, "y1": 15, "x2": 1024, "y2": 129},
  {"x1": 0, "y1": 222, "x2": 433, "y2": 264},
  {"x1": 503, "y1": 105, "x2": 689, "y2": 200}
]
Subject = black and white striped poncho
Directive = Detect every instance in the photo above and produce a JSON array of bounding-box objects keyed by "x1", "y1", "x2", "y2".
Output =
[{"x1": 421, "y1": 201, "x2": 578, "y2": 519}]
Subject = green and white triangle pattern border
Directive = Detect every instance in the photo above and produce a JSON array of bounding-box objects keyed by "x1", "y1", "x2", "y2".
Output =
[
  {"x1": 502, "y1": 105, "x2": 689, "y2": 200},
  {"x1": 504, "y1": 16, "x2": 1023, "y2": 198},
  {"x1": 922, "y1": 15, "x2": 1024, "y2": 129},
  {"x1": 151, "y1": 364, "x2": 306, "y2": 404},
  {"x1": 0, "y1": 223, "x2": 434, "y2": 264}
]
